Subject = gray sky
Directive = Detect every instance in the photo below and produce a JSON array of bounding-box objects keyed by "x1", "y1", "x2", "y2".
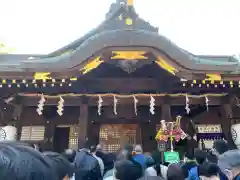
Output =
[{"x1": 0, "y1": 0, "x2": 239, "y2": 55}]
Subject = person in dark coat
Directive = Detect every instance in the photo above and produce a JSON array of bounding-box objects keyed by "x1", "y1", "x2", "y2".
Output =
[
  {"x1": 43, "y1": 151, "x2": 74, "y2": 180},
  {"x1": 181, "y1": 150, "x2": 198, "y2": 178},
  {"x1": 0, "y1": 141, "x2": 58, "y2": 180},
  {"x1": 167, "y1": 164, "x2": 185, "y2": 180},
  {"x1": 74, "y1": 141, "x2": 101, "y2": 180}
]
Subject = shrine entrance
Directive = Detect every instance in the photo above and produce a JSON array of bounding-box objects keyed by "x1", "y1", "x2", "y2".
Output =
[{"x1": 99, "y1": 124, "x2": 137, "y2": 152}]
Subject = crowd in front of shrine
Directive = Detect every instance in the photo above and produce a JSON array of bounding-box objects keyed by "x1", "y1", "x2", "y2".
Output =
[{"x1": 0, "y1": 138, "x2": 240, "y2": 180}]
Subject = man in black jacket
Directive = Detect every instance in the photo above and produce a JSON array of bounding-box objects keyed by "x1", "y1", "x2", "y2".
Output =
[{"x1": 74, "y1": 141, "x2": 102, "y2": 180}]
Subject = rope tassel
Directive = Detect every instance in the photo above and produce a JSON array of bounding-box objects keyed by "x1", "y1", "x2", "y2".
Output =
[
  {"x1": 98, "y1": 95, "x2": 103, "y2": 115},
  {"x1": 185, "y1": 94, "x2": 190, "y2": 114},
  {"x1": 133, "y1": 95, "x2": 138, "y2": 115},
  {"x1": 113, "y1": 95, "x2": 118, "y2": 115},
  {"x1": 36, "y1": 94, "x2": 45, "y2": 115}
]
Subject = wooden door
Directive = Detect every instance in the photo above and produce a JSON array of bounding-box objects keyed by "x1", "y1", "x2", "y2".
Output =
[{"x1": 53, "y1": 127, "x2": 70, "y2": 153}]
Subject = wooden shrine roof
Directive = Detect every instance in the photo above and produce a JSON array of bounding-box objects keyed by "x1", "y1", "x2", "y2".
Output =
[{"x1": 0, "y1": 0, "x2": 239, "y2": 81}]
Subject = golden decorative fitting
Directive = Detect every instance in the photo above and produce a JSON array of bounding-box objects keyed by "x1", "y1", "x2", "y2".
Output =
[
  {"x1": 205, "y1": 74, "x2": 221, "y2": 81},
  {"x1": 193, "y1": 80, "x2": 196, "y2": 84},
  {"x1": 70, "y1": 77, "x2": 77, "y2": 81},
  {"x1": 155, "y1": 56, "x2": 178, "y2": 75},
  {"x1": 125, "y1": 18, "x2": 133, "y2": 25},
  {"x1": 127, "y1": 0, "x2": 133, "y2": 6},
  {"x1": 34, "y1": 72, "x2": 51, "y2": 80},
  {"x1": 80, "y1": 56, "x2": 104, "y2": 74},
  {"x1": 111, "y1": 51, "x2": 147, "y2": 60}
]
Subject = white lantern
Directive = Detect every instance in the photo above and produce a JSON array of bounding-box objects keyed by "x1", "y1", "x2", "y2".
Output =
[
  {"x1": 231, "y1": 124, "x2": 240, "y2": 149},
  {"x1": 0, "y1": 126, "x2": 17, "y2": 141}
]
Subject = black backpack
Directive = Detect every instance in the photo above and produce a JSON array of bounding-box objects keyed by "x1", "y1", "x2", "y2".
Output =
[{"x1": 74, "y1": 150, "x2": 101, "y2": 180}]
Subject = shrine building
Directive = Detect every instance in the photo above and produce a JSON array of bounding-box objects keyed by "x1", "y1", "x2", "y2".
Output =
[{"x1": 0, "y1": 0, "x2": 239, "y2": 153}]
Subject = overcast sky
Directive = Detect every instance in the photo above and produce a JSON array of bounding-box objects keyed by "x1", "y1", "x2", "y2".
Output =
[{"x1": 0, "y1": 0, "x2": 239, "y2": 55}]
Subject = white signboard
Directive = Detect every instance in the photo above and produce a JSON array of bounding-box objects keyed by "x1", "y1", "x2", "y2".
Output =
[{"x1": 196, "y1": 124, "x2": 222, "y2": 133}]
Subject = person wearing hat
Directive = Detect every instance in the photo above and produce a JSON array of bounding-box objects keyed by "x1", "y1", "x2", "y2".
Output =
[{"x1": 218, "y1": 150, "x2": 240, "y2": 180}]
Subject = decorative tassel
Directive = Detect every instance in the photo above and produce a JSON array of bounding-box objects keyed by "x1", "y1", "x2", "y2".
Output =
[
  {"x1": 57, "y1": 96, "x2": 64, "y2": 116},
  {"x1": 113, "y1": 95, "x2": 118, "y2": 115},
  {"x1": 4, "y1": 96, "x2": 14, "y2": 104},
  {"x1": 150, "y1": 95, "x2": 155, "y2": 115},
  {"x1": 160, "y1": 120, "x2": 166, "y2": 130},
  {"x1": 205, "y1": 95, "x2": 209, "y2": 111},
  {"x1": 36, "y1": 94, "x2": 45, "y2": 115},
  {"x1": 185, "y1": 94, "x2": 190, "y2": 114},
  {"x1": 98, "y1": 95, "x2": 103, "y2": 115},
  {"x1": 234, "y1": 95, "x2": 240, "y2": 107},
  {"x1": 133, "y1": 95, "x2": 138, "y2": 115}
]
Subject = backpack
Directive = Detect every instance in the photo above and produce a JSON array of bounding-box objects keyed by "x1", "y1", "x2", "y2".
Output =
[
  {"x1": 188, "y1": 166, "x2": 199, "y2": 180},
  {"x1": 74, "y1": 150, "x2": 101, "y2": 180}
]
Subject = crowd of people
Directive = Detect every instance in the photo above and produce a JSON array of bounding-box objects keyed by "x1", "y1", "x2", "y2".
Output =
[{"x1": 0, "y1": 140, "x2": 240, "y2": 180}]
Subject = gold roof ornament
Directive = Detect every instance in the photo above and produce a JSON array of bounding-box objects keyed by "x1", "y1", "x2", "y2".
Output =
[
  {"x1": 80, "y1": 56, "x2": 104, "y2": 74},
  {"x1": 127, "y1": 0, "x2": 133, "y2": 6},
  {"x1": 34, "y1": 72, "x2": 51, "y2": 80},
  {"x1": 111, "y1": 51, "x2": 147, "y2": 60},
  {"x1": 155, "y1": 56, "x2": 178, "y2": 75},
  {"x1": 205, "y1": 74, "x2": 221, "y2": 81}
]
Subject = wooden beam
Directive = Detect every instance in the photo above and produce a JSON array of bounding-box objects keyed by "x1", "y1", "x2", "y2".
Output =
[
  {"x1": 0, "y1": 77, "x2": 178, "y2": 94},
  {"x1": 83, "y1": 78, "x2": 163, "y2": 93},
  {"x1": 21, "y1": 95, "x2": 225, "y2": 106}
]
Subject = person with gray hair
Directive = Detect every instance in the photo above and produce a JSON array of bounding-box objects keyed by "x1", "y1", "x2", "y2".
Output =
[
  {"x1": 133, "y1": 145, "x2": 147, "y2": 169},
  {"x1": 218, "y1": 149, "x2": 240, "y2": 180}
]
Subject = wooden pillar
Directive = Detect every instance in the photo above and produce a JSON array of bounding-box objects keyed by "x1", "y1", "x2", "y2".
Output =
[
  {"x1": 14, "y1": 105, "x2": 23, "y2": 140},
  {"x1": 220, "y1": 104, "x2": 236, "y2": 149},
  {"x1": 43, "y1": 120, "x2": 55, "y2": 151},
  {"x1": 78, "y1": 103, "x2": 89, "y2": 149},
  {"x1": 87, "y1": 121, "x2": 100, "y2": 146},
  {"x1": 136, "y1": 124, "x2": 142, "y2": 144},
  {"x1": 161, "y1": 104, "x2": 172, "y2": 121},
  {"x1": 141, "y1": 121, "x2": 156, "y2": 152}
]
